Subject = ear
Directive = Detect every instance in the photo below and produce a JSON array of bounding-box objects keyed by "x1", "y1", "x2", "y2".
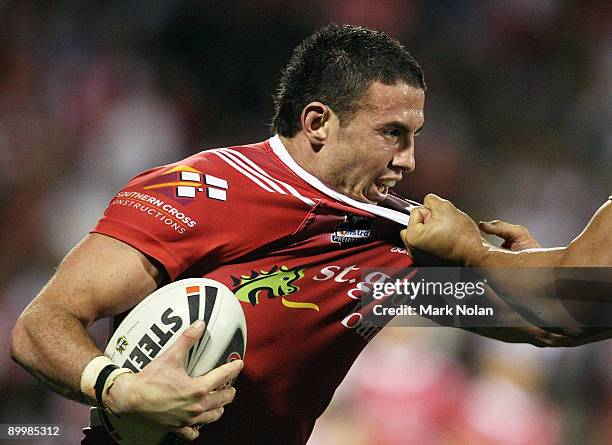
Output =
[{"x1": 300, "y1": 102, "x2": 333, "y2": 145}]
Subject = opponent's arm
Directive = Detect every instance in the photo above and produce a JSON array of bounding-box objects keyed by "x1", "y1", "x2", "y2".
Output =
[
  {"x1": 403, "y1": 194, "x2": 611, "y2": 268},
  {"x1": 400, "y1": 195, "x2": 612, "y2": 344},
  {"x1": 455, "y1": 281, "x2": 604, "y2": 347},
  {"x1": 458, "y1": 285, "x2": 578, "y2": 347},
  {"x1": 413, "y1": 273, "x2": 580, "y2": 347},
  {"x1": 473, "y1": 200, "x2": 611, "y2": 268},
  {"x1": 9, "y1": 233, "x2": 242, "y2": 439}
]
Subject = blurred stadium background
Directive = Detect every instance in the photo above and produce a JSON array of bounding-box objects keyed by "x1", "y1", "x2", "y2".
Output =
[{"x1": 1, "y1": 1, "x2": 610, "y2": 444}]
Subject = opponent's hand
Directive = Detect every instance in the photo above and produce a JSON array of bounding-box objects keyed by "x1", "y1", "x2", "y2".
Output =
[
  {"x1": 106, "y1": 320, "x2": 243, "y2": 441},
  {"x1": 400, "y1": 194, "x2": 484, "y2": 265},
  {"x1": 479, "y1": 220, "x2": 541, "y2": 251}
]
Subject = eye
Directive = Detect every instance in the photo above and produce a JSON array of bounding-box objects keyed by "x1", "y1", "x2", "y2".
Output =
[
  {"x1": 382, "y1": 128, "x2": 401, "y2": 140},
  {"x1": 385, "y1": 129, "x2": 400, "y2": 137}
]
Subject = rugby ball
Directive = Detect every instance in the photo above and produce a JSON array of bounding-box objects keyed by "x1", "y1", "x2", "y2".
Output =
[{"x1": 91, "y1": 278, "x2": 247, "y2": 445}]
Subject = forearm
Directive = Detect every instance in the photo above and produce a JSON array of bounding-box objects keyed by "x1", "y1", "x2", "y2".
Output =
[
  {"x1": 468, "y1": 242, "x2": 567, "y2": 268},
  {"x1": 403, "y1": 196, "x2": 611, "y2": 342},
  {"x1": 467, "y1": 246, "x2": 611, "y2": 341},
  {"x1": 467, "y1": 247, "x2": 573, "y2": 324},
  {"x1": 10, "y1": 299, "x2": 104, "y2": 404},
  {"x1": 470, "y1": 199, "x2": 612, "y2": 269},
  {"x1": 455, "y1": 284, "x2": 580, "y2": 347}
]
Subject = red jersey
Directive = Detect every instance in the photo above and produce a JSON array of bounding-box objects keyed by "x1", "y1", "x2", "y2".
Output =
[{"x1": 85, "y1": 136, "x2": 415, "y2": 444}]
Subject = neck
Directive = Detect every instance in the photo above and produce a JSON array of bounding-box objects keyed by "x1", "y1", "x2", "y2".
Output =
[{"x1": 280, "y1": 134, "x2": 329, "y2": 181}]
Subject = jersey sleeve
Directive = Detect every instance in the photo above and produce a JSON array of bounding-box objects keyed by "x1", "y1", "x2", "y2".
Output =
[{"x1": 91, "y1": 151, "x2": 315, "y2": 280}]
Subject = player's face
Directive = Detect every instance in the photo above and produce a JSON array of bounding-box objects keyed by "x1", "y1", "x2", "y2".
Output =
[{"x1": 330, "y1": 81, "x2": 424, "y2": 204}]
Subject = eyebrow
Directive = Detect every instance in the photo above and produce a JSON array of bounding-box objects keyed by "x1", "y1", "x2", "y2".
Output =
[{"x1": 380, "y1": 121, "x2": 424, "y2": 134}]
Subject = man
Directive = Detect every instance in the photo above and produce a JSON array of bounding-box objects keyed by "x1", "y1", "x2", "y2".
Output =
[
  {"x1": 401, "y1": 194, "x2": 612, "y2": 342},
  {"x1": 8, "y1": 25, "x2": 590, "y2": 445}
]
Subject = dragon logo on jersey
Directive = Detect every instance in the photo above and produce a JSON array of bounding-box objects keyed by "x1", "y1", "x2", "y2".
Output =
[
  {"x1": 142, "y1": 165, "x2": 228, "y2": 206},
  {"x1": 231, "y1": 265, "x2": 319, "y2": 311}
]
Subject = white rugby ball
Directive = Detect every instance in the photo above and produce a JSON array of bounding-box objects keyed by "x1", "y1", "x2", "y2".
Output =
[{"x1": 91, "y1": 278, "x2": 247, "y2": 445}]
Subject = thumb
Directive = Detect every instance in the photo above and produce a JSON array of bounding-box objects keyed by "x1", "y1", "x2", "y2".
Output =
[
  {"x1": 167, "y1": 320, "x2": 206, "y2": 364},
  {"x1": 402, "y1": 208, "x2": 428, "y2": 247}
]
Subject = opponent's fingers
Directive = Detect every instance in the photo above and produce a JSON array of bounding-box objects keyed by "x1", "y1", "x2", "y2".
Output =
[
  {"x1": 164, "y1": 320, "x2": 206, "y2": 364},
  {"x1": 402, "y1": 208, "x2": 432, "y2": 251},
  {"x1": 408, "y1": 207, "x2": 429, "y2": 227},
  {"x1": 478, "y1": 220, "x2": 525, "y2": 240},
  {"x1": 478, "y1": 220, "x2": 502, "y2": 235},
  {"x1": 193, "y1": 360, "x2": 244, "y2": 393},
  {"x1": 422, "y1": 193, "x2": 449, "y2": 211},
  {"x1": 173, "y1": 425, "x2": 200, "y2": 441}
]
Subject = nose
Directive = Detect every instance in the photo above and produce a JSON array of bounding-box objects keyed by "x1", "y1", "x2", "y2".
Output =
[{"x1": 392, "y1": 144, "x2": 415, "y2": 173}]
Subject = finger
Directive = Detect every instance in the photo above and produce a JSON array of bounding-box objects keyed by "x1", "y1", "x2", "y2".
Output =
[
  {"x1": 173, "y1": 425, "x2": 200, "y2": 441},
  {"x1": 478, "y1": 220, "x2": 521, "y2": 240},
  {"x1": 478, "y1": 220, "x2": 500, "y2": 234},
  {"x1": 200, "y1": 387, "x2": 237, "y2": 409},
  {"x1": 402, "y1": 208, "x2": 431, "y2": 250},
  {"x1": 166, "y1": 320, "x2": 206, "y2": 363},
  {"x1": 407, "y1": 207, "x2": 428, "y2": 227},
  {"x1": 422, "y1": 193, "x2": 447, "y2": 211},
  {"x1": 191, "y1": 406, "x2": 225, "y2": 425},
  {"x1": 421, "y1": 207, "x2": 432, "y2": 224},
  {"x1": 193, "y1": 360, "x2": 244, "y2": 392}
]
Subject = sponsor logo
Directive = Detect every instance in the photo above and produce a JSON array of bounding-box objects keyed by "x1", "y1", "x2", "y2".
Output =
[
  {"x1": 142, "y1": 165, "x2": 228, "y2": 206},
  {"x1": 331, "y1": 215, "x2": 373, "y2": 245},
  {"x1": 314, "y1": 264, "x2": 392, "y2": 342},
  {"x1": 390, "y1": 247, "x2": 410, "y2": 255},
  {"x1": 231, "y1": 265, "x2": 319, "y2": 311},
  {"x1": 314, "y1": 264, "x2": 391, "y2": 301},
  {"x1": 110, "y1": 191, "x2": 198, "y2": 234},
  {"x1": 109, "y1": 166, "x2": 228, "y2": 234}
]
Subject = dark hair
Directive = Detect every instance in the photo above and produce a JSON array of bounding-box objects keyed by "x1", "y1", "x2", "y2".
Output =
[{"x1": 271, "y1": 24, "x2": 426, "y2": 137}]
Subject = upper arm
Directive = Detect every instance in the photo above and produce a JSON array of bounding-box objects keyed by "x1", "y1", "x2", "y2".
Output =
[
  {"x1": 34, "y1": 233, "x2": 165, "y2": 326},
  {"x1": 563, "y1": 200, "x2": 612, "y2": 266}
]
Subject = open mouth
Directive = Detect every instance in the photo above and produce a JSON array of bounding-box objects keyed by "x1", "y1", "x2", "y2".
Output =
[
  {"x1": 377, "y1": 180, "x2": 397, "y2": 194},
  {"x1": 367, "y1": 179, "x2": 400, "y2": 203}
]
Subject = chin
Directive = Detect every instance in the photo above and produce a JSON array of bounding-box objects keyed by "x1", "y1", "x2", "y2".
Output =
[
  {"x1": 344, "y1": 186, "x2": 383, "y2": 204},
  {"x1": 361, "y1": 194, "x2": 384, "y2": 205}
]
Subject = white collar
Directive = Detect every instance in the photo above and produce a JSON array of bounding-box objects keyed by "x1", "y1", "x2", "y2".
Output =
[{"x1": 269, "y1": 135, "x2": 410, "y2": 225}]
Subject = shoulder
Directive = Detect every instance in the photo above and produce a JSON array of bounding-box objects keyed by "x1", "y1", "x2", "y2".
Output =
[
  {"x1": 125, "y1": 140, "x2": 310, "y2": 205},
  {"x1": 94, "y1": 141, "x2": 320, "y2": 278},
  {"x1": 124, "y1": 139, "x2": 319, "y2": 226},
  {"x1": 130, "y1": 141, "x2": 271, "y2": 185}
]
